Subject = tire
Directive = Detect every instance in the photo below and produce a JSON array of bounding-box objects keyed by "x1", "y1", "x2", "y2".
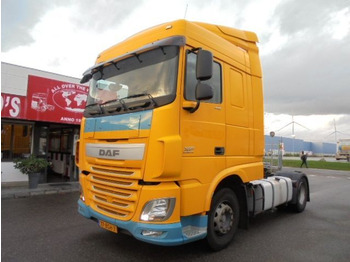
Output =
[
  {"x1": 207, "y1": 188, "x2": 239, "y2": 251},
  {"x1": 291, "y1": 177, "x2": 308, "y2": 213}
]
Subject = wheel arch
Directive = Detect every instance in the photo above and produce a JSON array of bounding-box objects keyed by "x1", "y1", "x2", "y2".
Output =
[{"x1": 205, "y1": 173, "x2": 249, "y2": 229}]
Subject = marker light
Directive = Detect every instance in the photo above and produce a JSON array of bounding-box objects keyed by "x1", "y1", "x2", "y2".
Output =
[
  {"x1": 79, "y1": 185, "x2": 85, "y2": 202},
  {"x1": 141, "y1": 198, "x2": 175, "y2": 221}
]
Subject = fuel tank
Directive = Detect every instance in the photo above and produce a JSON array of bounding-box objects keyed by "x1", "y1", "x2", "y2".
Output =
[{"x1": 247, "y1": 176, "x2": 293, "y2": 215}]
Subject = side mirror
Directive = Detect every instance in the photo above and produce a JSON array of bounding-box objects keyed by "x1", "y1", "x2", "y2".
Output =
[
  {"x1": 196, "y1": 50, "x2": 213, "y2": 81},
  {"x1": 80, "y1": 73, "x2": 92, "y2": 84},
  {"x1": 184, "y1": 83, "x2": 213, "y2": 113},
  {"x1": 196, "y1": 83, "x2": 213, "y2": 101}
]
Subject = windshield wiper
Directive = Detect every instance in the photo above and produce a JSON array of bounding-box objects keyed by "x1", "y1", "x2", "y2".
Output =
[
  {"x1": 85, "y1": 93, "x2": 157, "y2": 116},
  {"x1": 121, "y1": 93, "x2": 157, "y2": 107},
  {"x1": 85, "y1": 103, "x2": 103, "y2": 115},
  {"x1": 100, "y1": 98, "x2": 127, "y2": 112},
  {"x1": 120, "y1": 93, "x2": 157, "y2": 110}
]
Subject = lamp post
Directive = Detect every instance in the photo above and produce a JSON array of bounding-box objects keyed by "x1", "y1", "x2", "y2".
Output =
[
  {"x1": 278, "y1": 138, "x2": 283, "y2": 170},
  {"x1": 270, "y1": 131, "x2": 275, "y2": 172}
]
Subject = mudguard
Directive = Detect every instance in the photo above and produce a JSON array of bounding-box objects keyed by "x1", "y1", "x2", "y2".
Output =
[{"x1": 274, "y1": 170, "x2": 310, "y2": 204}]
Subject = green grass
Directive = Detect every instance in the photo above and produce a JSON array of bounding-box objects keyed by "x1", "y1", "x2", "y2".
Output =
[{"x1": 265, "y1": 159, "x2": 350, "y2": 171}]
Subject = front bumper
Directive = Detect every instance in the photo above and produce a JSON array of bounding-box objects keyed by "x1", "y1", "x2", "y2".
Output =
[{"x1": 78, "y1": 200, "x2": 207, "y2": 246}]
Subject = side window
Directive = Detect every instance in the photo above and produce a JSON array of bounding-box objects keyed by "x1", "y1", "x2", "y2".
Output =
[
  {"x1": 185, "y1": 51, "x2": 222, "y2": 104},
  {"x1": 1, "y1": 123, "x2": 33, "y2": 161}
]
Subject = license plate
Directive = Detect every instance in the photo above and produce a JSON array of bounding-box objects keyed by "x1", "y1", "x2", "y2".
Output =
[{"x1": 99, "y1": 220, "x2": 118, "y2": 233}]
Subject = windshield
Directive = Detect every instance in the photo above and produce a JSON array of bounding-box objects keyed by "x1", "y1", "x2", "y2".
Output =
[{"x1": 85, "y1": 46, "x2": 179, "y2": 116}]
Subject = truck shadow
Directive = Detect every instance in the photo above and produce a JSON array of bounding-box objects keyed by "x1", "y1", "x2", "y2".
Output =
[{"x1": 80, "y1": 208, "x2": 303, "y2": 261}]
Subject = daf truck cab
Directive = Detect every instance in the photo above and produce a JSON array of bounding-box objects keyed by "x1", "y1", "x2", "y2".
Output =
[{"x1": 77, "y1": 20, "x2": 310, "y2": 251}]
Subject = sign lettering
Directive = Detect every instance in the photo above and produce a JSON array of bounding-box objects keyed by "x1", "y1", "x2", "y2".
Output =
[
  {"x1": 1, "y1": 94, "x2": 26, "y2": 119},
  {"x1": 27, "y1": 75, "x2": 89, "y2": 124}
]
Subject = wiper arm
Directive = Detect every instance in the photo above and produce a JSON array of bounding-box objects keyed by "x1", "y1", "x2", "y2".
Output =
[{"x1": 146, "y1": 94, "x2": 157, "y2": 107}]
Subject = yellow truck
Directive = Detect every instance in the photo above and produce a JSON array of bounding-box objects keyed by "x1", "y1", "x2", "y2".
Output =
[{"x1": 77, "y1": 20, "x2": 310, "y2": 250}]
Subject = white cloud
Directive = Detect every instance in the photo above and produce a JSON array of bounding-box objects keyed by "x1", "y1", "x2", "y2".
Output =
[
  {"x1": 1, "y1": 0, "x2": 349, "y2": 142},
  {"x1": 326, "y1": 7, "x2": 350, "y2": 40}
]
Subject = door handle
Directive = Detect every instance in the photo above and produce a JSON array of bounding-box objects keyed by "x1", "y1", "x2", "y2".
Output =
[{"x1": 215, "y1": 147, "x2": 225, "y2": 155}]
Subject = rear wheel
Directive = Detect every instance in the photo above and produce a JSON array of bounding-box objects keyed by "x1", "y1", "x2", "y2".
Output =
[
  {"x1": 207, "y1": 188, "x2": 239, "y2": 251},
  {"x1": 292, "y1": 177, "x2": 308, "y2": 213}
]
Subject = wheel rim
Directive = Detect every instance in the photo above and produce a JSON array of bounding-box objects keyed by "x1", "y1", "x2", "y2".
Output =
[
  {"x1": 298, "y1": 183, "x2": 306, "y2": 205},
  {"x1": 213, "y1": 202, "x2": 234, "y2": 235}
]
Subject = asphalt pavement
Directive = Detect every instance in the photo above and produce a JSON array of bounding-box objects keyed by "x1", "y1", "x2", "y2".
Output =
[{"x1": 2, "y1": 167, "x2": 350, "y2": 262}]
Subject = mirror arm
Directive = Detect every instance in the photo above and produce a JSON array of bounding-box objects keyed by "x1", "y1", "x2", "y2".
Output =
[
  {"x1": 184, "y1": 101, "x2": 200, "y2": 113},
  {"x1": 189, "y1": 47, "x2": 202, "y2": 54}
]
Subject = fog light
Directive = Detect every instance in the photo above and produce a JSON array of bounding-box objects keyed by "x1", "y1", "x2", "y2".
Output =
[
  {"x1": 141, "y1": 230, "x2": 164, "y2": 237},
  {"x1": 141, "y1": 198, "x2": 175, "y2": 221}
]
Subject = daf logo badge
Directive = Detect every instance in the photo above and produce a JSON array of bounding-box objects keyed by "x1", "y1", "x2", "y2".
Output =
[{"x1": 99, "y1": 149, "x2": 120, "y2": 157}]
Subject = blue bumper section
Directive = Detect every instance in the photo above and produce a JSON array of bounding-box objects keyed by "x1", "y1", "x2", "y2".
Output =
[{"x1": 78, "y1": 200, "x2": 207, "y2": 246}]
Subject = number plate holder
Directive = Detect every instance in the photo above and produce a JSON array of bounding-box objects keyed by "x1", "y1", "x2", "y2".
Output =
[{"x1": 99, "y1": 220, "x2": 118, "y2": 233}]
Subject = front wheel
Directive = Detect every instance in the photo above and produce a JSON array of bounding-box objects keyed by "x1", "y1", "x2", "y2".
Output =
[{"x1": 206, "y1": 188, "x2": 239, "y2": 251}]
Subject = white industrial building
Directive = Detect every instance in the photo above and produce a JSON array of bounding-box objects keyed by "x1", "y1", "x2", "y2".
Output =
[{"x1": 1, "y1": 62, "x2": 88, "y2": 186}]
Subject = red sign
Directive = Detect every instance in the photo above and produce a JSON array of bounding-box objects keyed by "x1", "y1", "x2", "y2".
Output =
[
  {"x1": 26, "y1": 76, "x2": 88, "y2": 124},
  {"x1": 1, "y1": 93, "x2": 27, "y2": 119}
]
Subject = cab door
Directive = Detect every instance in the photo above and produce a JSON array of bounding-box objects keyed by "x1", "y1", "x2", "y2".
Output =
[{"x1": 180, "y1": 50, "x2": 225, "y2": 183}]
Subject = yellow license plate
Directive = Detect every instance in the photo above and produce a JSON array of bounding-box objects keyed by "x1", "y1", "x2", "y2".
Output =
[{"x1": 99, "y1": 220, "x2": 118, "y2": 233}]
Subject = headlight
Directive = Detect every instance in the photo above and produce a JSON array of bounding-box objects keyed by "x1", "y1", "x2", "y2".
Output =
[{"x1": 140, "y1": 198, "x2": 175, "y2": 221}]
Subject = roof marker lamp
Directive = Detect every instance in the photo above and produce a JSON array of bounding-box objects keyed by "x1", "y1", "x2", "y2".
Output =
[{"x1": 141, "y1": 198, "x2": 175, "y2": 222}]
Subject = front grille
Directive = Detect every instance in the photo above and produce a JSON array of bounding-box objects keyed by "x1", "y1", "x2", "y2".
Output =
[
  {"x1": 87, "y1": 170, "x2": 141, "y2": 221},
  {"x1": 91, "y1": 166, "x2": 134, "y2": 176}
]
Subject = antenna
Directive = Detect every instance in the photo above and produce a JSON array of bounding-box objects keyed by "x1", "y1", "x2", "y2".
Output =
[{"x1": 184, "y1": 3, "x2": 188, "y2": 19}]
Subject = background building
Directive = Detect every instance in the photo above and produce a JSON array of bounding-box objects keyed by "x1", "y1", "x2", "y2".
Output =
[
  {"x1": 265, "y1": 135, "x2": 336, "y2": 156},
  {"x1": 1, "y1": 62, "x2": 88, "y2": 186}
]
